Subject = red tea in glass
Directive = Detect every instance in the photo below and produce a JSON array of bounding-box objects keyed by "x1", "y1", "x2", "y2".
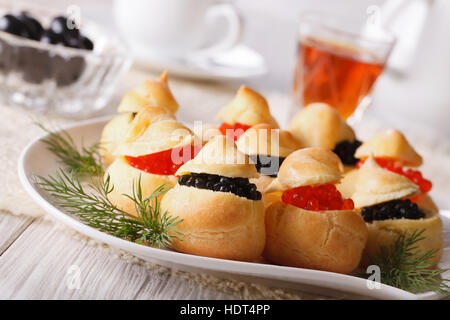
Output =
[{"x1": 292, "y1": 13, "x2": 395, "y2": 122}]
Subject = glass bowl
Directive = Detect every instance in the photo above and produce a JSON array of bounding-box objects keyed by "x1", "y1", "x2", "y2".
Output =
[{"x1": 0, "y1": 2, "x2": 132, "y2": 117}]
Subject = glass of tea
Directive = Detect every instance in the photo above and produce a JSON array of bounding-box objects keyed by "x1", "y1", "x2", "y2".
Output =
[{"x1": 292, "y1": 12, "x2": 396, "y2": 123}]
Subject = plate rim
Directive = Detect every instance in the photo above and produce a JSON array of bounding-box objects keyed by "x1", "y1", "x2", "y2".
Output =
[{"x1": 17, "y1": 117, "x2": 447, "y2": 300}]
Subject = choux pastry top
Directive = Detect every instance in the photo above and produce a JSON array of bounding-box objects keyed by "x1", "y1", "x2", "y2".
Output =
[
  {"x1": 216, "y1": 86, "x2": 279, "y2": 141},
  {"x1": 288, "y1": 103, "x2": 361, "y2": 166}
]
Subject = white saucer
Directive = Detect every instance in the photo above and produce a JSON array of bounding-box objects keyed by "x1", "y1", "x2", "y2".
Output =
[{"x1": 131, "y1": 44, "x2": 268, "y2": 81}]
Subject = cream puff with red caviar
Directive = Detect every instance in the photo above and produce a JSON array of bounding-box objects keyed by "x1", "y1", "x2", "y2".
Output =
[
  {"x1": 100, "y1": 71, "x2": 179, "y2": 166},
  {"x1": 263, "y1": 148, "x2": 368, "y2": 274},
  {"x1": 338, "y1": 129, "x2": 433, "y2": 205},
  {"x1": 235, "y1": 123, "x2": 302, "y2": 207},
  {"x1": 204, "y1": 86, "x2": 279, "y2": 142},
  {"x1": 106, "y1": 111, "x2": 198, "y2": 216},
  {"x1": 160, "y1": 135, "x2": 265, "y2": 261},
  {"x1": 288, "y1": 103, "x2": 361, "y2": 169},
  {"x1": 351, "y1": 156, "x2": 443, "y2": 265}
]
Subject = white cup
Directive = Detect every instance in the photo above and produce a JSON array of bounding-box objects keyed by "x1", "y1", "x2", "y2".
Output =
[{"x1": 113, "y1": 0, "x2": 242, "y2": 57}]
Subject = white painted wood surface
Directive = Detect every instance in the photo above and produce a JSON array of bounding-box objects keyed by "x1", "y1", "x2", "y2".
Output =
[
  {"x1": 0, "y1": 215, "x2": 245, "y2": 299},
  {"x1": 0, "y1": 213, "x2": 318, "y2": 299},
  {"x1": 0, "y1": 213, "x2": 33, "y2": 255}
]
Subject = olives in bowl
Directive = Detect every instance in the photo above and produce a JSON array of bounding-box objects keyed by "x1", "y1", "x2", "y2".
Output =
[{"x1": 0, "y1": 4, "x2": 131, "y2": 116}]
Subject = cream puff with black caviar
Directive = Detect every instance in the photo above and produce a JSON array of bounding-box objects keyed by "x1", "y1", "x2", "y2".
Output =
[
  {"x1": 351, "y1": 156, "x2": 443, "y2": 265},
  {"x1": 160, "y1": 135, "x2": 266, "y2": 261},
  {"x1": 105, "y1": 109, "x2": 197, "y2": 216},
  {"x1": 263, "y1": 147, "x2": 368, "y2": 274},
  {"x1": 100, "y1": 71, "x2": 179, "y2": 166},
  {"x1": 288, "y1": 103, "x2": 361, "y2": 169},
  {"x1": 235, "y1": 123, "x2": 301, "y2": 207},
  {"x1": 194, "y1": 86, "x2": 279, "y2": 143}
]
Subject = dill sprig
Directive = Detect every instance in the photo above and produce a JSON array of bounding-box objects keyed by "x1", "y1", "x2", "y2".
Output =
[
  {"x1": 37, "y1": 123, "x2": 103, "y2": 176},
  {"x1": 34, "y1": 123, "x2": 183, "y2": 248},
  {"x1": 35, "y1": 170, "x2": 182, "y2": 248},
  {"x1": 364, "y1": 229, "x2": 450, "y2": 296}
]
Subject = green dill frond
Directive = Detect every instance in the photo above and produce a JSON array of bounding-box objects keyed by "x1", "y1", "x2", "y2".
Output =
[
  {"x1": 34, "y1": 123, "x2": 183, "y2": 249},
  {"x1": 363, "y1": 229, "x2": 450, "y2": 296},
  {"x1": 34, "y1": 171, "x2": 182, "y2": 248},
  {"x1": 36, "y1": 122, "x2": 103, "y2": 176}
]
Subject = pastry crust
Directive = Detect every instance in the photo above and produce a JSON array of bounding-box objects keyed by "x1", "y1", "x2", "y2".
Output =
[
  {"x1": 351, "y1": 157, "x2": 420, "y2": 209},
  {"x1": 362, "y1": 201, "x2": 442, "y2": 265},
  {"x1": 100, "y1": 103, "x2": 176, "y2": 166},
  {"x1": 117, "y1": 71, "x2": 179, "y2": 113},
  {"x1": 124, "y1": 106, "x2": 175, "y2": 141},
  {"x1": 216, "y1": 86, "x2": 279, "y2": 128},
  {"x1": 414, "y1": 193, "x2": 439, "y2": 213},
  {"x1": 249, "y1": 175, "x2": 281, "y2": 208},
  {"x1": 100, "y1": 113, "x2": 135, "y2": 166},
  {"x1": 192, "y1": 123, "x2": 221, "y2": 143},
  {"x1": 114, "y1": 119, "x2": 194, "y2": 157},
  {"x1": 288, "y1": 103, "x2": 355, "y2": 149},
  {"x1": 266, "y1": 148, "x2": 344, "y2": 192},
  {"x1": 355, "y1": 129, "x2": 422, "y2": 167},
  {"x1": 161, "y1": 185, "x2": 265, "y2": 261},
  {"x1": 336, "y1": 168, "x2": 359, "y2": 199},
  {"x1": 236, "y1": 123, "x2": 302, "y2": 158},
  {"x1": 176, "y1": 135, "x2": 259, "y2": 178},
  {"x1": 264, "y1": 201, "x2": 368, "y2": 274},
  {"x1": 105, "y1": 157, "x2": 177, "y2": 216},
  {"x1": 251, "y1": 175, "x2": 273, "y2": 193}
]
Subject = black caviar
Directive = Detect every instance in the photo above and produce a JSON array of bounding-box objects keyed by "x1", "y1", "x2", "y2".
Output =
[
  {"x1": 247, "y1": 154, "x2": 285, "y2": 177},
  {"x1": 361, "y1": 199, "x2": 425, "y2": 223},
  {"x1": 332, "y1": 140, "x2": 362, "y2": 166},
  {"x1": 178, "y1": 173, "x2": 262, "y2": 201}
]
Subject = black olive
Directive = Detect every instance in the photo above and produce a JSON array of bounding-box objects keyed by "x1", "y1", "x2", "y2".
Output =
[
  {"x1": 40, "y1": 29, "x2": 64, "y2": 45},
  {"x1": 17, "y1": 12, "x2": 43, "y2": 40},
  {"x1": 50, "y1": 16, "x2": 80, "y2": 38},
  {"x1": 0, "y1": 14, "x2": 30, "y2": 38},
  {"x1": 64, "y1": 35, "x2": 83, "y2": 49},
  {"x1": 80, "y1": 36, "x2": 94, "y2": 50}
]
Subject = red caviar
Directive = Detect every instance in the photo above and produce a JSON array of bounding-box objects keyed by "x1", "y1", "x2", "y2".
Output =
[
  {"x1": 356, "y1": 158, "x2": 432, "y2": 194},
  {"x1": 219, "y1": 122, "x2": 251, "y2": 141},
  {"x1": 125, "y1": 145, "x2": 201, "y2": 176},
  {"x1": 281, "y1": 184, "x2": 354, "y2": 211}
]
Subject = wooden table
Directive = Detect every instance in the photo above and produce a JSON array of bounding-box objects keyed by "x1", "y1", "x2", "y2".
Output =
[{"x1": 0, "y1": 213, "x2": 241, "y2": 299}]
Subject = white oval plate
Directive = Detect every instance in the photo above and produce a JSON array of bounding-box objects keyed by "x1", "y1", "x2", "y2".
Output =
[{"x1": 18, "y1": 117, "x2": 450, "y2": 300}]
